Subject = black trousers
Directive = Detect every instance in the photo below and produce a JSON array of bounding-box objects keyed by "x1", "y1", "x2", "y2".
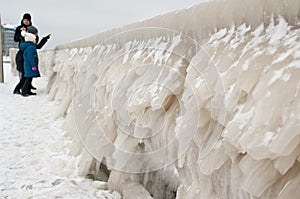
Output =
[
  {"x1": 22, "y1": 77, "x2": 33, "y2": 95},
  {"x1": 14, "y1": 72, "x2": 26, "y2": 92},
  {"x1": 14, "y1": 72, "x2": 35, "y2": 93}
]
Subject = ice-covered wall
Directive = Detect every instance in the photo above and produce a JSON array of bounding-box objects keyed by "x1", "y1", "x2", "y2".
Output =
[{"x1": 38, "y1": 0, "x2": 300, "y2": 198}]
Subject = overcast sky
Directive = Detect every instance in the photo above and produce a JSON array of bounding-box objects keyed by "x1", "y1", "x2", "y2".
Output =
[{"x1": 0, "y1": 0, "x2": 206, "y2": 49}]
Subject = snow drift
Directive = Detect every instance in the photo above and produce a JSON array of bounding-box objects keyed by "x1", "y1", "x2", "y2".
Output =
[{"x1": 34, "y1": 0, "x2": 300, "y2": 198}]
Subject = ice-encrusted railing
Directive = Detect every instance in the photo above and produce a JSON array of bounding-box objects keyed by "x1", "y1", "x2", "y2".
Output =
[{"x1": 38, "y1": 0, "x2": 300, "y2": 198}]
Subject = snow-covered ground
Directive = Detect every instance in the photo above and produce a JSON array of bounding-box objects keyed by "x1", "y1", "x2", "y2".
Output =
[{"x1": 0, "y1": 62, "x2": 120, "y2": 199}]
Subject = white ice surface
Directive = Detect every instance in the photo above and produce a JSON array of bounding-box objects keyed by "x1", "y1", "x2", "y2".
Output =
[{"x1": 0, "y1": 63, "x2": 120, "y2": 199}]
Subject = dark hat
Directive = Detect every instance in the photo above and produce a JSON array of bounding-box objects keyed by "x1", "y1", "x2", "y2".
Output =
[
  {"x1": 23, "y1": 13, "x2": 31, "y2": 21},
  {"x1": 27, "y1": 26, "x2": 38, "y2": 35}
]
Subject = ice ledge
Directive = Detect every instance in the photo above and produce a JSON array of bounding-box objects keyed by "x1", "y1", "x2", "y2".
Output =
[{"x1": 33, "y1": 0, "x2": 300, "y2": 198}]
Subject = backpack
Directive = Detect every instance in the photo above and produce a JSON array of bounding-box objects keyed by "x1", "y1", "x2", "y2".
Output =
[{"x1": 16, "y1": 50, "x2": 24, "y2": 73}]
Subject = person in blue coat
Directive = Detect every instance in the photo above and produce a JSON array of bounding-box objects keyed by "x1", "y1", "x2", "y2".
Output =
[
  {"x1": 13, "y1": 14, "x2": 50, "y2": 94},
  {"x1": 19, "y1": 30, "x2": 40, "y2": 97}
]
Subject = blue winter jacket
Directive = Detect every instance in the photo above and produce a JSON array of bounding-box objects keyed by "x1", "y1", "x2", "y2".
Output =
[{"x1": 20, "y1": 41, "x2": 40, "y2": 78}]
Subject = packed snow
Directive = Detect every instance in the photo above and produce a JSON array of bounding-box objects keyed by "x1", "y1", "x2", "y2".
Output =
[{"x1": 0, "y1": 62, "x2": 120, "y2": 199}]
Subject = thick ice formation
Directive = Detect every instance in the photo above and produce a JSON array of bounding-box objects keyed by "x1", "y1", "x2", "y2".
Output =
[{"x1": 30, "y1": 0, "x2": 300, "y2": 198}]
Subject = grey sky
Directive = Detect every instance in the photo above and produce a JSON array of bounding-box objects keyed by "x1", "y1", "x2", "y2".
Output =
[{"x1": 0, "y1": 0, "x2": 205, "y2": 49}]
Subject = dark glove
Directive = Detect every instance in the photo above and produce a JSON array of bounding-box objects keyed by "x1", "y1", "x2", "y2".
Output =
[{"x1": 44, "y1": 34, "x2": 51, "y2": 40}]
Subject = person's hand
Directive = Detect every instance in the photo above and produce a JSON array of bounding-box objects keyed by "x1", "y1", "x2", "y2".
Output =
[
  {"x1": 20, "y1": 27, "x2": 26, "y2": 31},
  {"x1": 44, "y1": 34, "x2": 51, "y2": 40}
]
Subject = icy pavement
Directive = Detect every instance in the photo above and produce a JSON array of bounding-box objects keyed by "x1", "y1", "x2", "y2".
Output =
[{"x1": 0, "y1": 62, "x2": 121, "y2": 199}]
